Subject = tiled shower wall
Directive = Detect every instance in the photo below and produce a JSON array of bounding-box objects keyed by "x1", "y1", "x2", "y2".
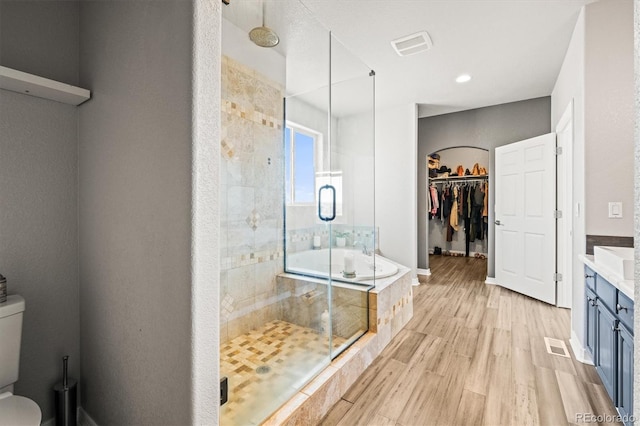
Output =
[
  {"x1": 220, "y1": 56, "x2": 285, "y2": 344},
  {"x1": 285, "y1": 225, "x2": 378, "y2": 254}
]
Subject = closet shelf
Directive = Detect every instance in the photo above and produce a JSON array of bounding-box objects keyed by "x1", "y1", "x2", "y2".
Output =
[
  {"x1": 429, "y1": 175, "x2": 488, "y2": 183},
  {"x1": 0, "y1": 66, "x2": 90, "y2": 106}
]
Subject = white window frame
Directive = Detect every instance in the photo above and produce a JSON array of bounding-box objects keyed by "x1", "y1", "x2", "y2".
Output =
[{"x1": 285, "y1": 121, "x2": 324, "y2": 206}]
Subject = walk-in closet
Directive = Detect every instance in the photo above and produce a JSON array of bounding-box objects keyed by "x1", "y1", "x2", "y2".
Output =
[{"x1": 427, "y1": 147, "x2": 489, "y2": 260}]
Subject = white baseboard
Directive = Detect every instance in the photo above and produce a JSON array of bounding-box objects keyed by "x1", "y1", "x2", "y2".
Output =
[
  {"x1": 79, "y1": 407, "x2": 99, "y2": 426},
  {"x1": 570, "y1": 331, "x2": 593, "y2": 365},
  {"x1": 484, "y1": 276, "x2": 497, "y2": 285},
  {"x1": 415, "y1": 268, "x2": 430, "y2": 286}
]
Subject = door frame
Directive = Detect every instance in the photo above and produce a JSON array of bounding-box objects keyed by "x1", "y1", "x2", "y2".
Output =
[{"x1": 556, "y1": 100, "x2": 574, "y2": 309}]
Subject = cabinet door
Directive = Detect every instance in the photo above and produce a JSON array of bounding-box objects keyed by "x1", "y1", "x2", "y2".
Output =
[
  {"x1": 585, "y1": 289, "x2": 597, "y2": 359},
  {"x1": 617, "y1": 324, "x2": 633, "y2": 424},
  {"x1": 595, "y1": 303, "x2": 617, "y2": 400}
]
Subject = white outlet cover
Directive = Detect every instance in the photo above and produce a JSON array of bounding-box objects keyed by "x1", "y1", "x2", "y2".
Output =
[{"x1": 608, "y1": 202, "x2": 623, "y2": 218}]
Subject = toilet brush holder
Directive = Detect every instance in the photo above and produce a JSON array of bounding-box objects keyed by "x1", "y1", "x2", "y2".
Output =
[
  {"x1": 53, "y1": 356, "x2": 77, "y2": 426},
  {"x1": 0, "y1": 274, "x2": 6, "y2": 303}
]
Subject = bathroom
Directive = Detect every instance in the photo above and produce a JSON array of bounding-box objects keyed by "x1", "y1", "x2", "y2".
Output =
[
  {"x1": 1, "y1": 0, "x2": 413, "y2": 423},
  {"x1": 0, "y1": 0, "x2": 637, "y2": 425}
]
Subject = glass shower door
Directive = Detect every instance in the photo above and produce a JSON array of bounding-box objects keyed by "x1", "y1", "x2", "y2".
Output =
[
  {"x1": 326, "y1": 34, "x2": 376, "y2": 357},
  {"x1": 283, "y1": 32, "x2": 375, "y2": 360}
]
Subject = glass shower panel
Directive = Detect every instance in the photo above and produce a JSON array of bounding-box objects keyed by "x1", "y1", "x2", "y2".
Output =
[
  {"x1": 220, "y1": 0, "x2": 331, "y2": 424},
  {"x1": 328, "y1": 34, "x2": 375, "y2": 357},
  {"x1": 221, "y1": 1, "x2": 376, "y2": 423}
]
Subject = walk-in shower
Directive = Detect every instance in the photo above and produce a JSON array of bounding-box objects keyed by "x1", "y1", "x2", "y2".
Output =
[{"x1": 220, "y1": 1, "x2": 376, "y2": 424}]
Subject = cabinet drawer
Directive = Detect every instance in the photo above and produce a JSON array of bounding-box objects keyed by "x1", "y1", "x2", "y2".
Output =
[
  {"x1": 617, "y1": 291, "x2": 634, "y2": 333},
  {"x1": 585, "y1": 266, "x2": 596, "y2": 291},
  {"x1": 595, "y1": 275, "x2": 616, "y2": 311}
]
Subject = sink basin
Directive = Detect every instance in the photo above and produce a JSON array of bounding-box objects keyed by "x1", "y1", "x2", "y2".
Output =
[{"x1": 593, "y1": 246, "x2": 634, "y2": 280}]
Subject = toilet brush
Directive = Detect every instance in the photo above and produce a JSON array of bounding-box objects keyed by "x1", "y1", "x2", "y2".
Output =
[{"x1": 54, "y1": 355, "x2": 77, "y2": 426}]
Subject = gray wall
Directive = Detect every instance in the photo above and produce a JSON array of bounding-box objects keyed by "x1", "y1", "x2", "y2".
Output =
[
  {"x1": 584, "y1": 0, "x2": 634, "y2": 237},
  {"x1": 79, "y1": 2, "x2": 195, "y2": 424},
  {"x1": 0, "y1": 1, "x2": 79, "y2": 86},
  {"x1": 417, "y1": 97, "x2": 551, "y2": 276},
  {"x1": 0, "y1": 2, "x2": 80, "y2": 421}
]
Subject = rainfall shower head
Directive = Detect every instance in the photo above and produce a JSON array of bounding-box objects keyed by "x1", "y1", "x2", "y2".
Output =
[{"x1": 249, "y1": 1, "x2": 279, "y2": 48}]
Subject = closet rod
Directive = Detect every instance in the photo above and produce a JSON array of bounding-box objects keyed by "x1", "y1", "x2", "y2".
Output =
[{"x1": 429, "y1": 175, "x2": 488, "y2": 184}]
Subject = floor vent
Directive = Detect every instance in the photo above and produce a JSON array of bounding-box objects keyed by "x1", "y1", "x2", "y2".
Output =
[{"x1": 544, "y1": 337, "x2": 570, "y2": 358}]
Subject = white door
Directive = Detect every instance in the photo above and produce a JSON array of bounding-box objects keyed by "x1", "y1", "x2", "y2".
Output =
[{"x1": 495, "y1": 133, "x2": 556, "y2": 304}]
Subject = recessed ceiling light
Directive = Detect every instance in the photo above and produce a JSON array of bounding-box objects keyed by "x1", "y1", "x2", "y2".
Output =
[{"x1": 456, "y1": 74, "x2": 471, "y2": 83}]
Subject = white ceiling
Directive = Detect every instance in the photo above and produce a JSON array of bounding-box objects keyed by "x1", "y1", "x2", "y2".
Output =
[{"x1": 223, "y1": 0, "x2": 593, "y2": 117}]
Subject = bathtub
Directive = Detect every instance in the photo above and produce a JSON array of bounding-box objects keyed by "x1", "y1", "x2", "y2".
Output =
[{"x1": 286, "y1": 248, "x2": 399, "y2": 284}]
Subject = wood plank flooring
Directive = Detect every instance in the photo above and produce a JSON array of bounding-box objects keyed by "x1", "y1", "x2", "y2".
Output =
[{"x1": 320, "y1": 255, "x2": 620, "y2": 426}]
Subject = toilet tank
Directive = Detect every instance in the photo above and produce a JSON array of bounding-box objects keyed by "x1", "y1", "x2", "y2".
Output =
[{"x1": 0, "y1": 295, "x2": 25, "y2": 389}]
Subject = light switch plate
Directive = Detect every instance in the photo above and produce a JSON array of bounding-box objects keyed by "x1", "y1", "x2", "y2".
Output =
[{"x1": 608, "y1": 202, "x2": 623, "y2": 218}]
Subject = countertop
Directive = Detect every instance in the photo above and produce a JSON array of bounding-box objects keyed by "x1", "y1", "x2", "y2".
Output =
[{"x1": 579, "y1": 254, "x2": 634, "y2": 299}]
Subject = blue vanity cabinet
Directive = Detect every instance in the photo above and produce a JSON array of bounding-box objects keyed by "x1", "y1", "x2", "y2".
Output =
[
  {"x1": 584, "y1": 264, "x2": 634, "y2": 425},
  {"x1": 617, "y1": 323, "x2": 634, "y2": 423},
  {"x1": 595, "y1": 301, "x2": 617, "y2": 399}
]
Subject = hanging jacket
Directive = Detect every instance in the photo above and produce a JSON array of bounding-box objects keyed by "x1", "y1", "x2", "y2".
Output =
[
  {"x1": 442, "y1": 187, "x2": 452, "y2": 219},
  {"x1": 430, "y1": 186, "x2": 439, "y2": 216},
  {"x1": 473, "y1": 184, "x2": 484, "y2": 206},
  {"x1": 482, "y1": 182, "x2": 489, "y2": 217},
  {"x1": 450, "y1": 186, "x2": 460, "y2": 232}
]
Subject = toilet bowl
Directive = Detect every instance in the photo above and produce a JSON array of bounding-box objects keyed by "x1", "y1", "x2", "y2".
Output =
[
  {"x1": 0, "y1": 392, "x2": 42, "y2": 426},
  {"x1": 0, "y1": 295, "x2": 43, "y2": 426}
]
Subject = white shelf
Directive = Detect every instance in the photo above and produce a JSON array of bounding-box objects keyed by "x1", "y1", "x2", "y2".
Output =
[
  {"x1": 429, "y1": 175, "x2": 488, "y2": 182},
  {"x1": 0, "y1": 66, "x2": 90, "y2": 106}
]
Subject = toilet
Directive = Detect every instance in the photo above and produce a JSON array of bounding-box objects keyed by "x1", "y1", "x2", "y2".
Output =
[{"x1": 0, "y1": 295, "x2": 42, "y2": 425}]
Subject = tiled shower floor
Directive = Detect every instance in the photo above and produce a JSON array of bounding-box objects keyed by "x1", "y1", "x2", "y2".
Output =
[{"x1": 220, "y1": 320, "x2": 346, "y2": 425}]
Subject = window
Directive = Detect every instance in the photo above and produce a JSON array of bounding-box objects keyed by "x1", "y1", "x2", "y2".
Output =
[{"x1": 284, "y1": 122, "x2": 323, "y2": 205}]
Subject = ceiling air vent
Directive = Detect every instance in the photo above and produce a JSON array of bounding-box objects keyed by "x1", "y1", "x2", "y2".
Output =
[{"x1": 391, "y1": 31, "x2": 433, "y2": 57}]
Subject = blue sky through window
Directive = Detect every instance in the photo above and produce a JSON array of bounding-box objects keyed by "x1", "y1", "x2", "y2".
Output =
[
  {"x1": 284, "y1": 127, "x2": 291, "y2": 204},
  {"x1": 284, "y1": 124, "x2": 317, "y2": 204},
  {"x1": 293, "y1": 132, "x2": 315, "y2": 203}
]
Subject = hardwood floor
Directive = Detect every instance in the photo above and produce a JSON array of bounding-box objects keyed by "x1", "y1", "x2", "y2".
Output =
[{"x1": 319, "y1": 255, "x2": 620, "y2": 426}]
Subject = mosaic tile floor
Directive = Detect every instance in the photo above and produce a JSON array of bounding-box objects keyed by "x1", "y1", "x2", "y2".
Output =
[{"x1": 220, "y1": 320, "x2": 346, "y2": 426}]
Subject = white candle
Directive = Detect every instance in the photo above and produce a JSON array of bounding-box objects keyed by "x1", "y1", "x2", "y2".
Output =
[
  {"x1": 313, "y1": 235, "x2": 321, "y2": 248},
  {"x1": 344, "y1": 252, "x2": 355, "y2": 273}
]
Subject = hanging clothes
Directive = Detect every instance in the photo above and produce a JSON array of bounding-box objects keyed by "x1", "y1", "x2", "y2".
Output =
[
  {"x1": 463, "y1": 184, "x2": 472, "y2": 256},
  {"x1": 483, "y1": 182, "x2": 489, "y2": 239},
  {"x1": 443, "y1": 186, "x2": 454, "y2": 241},
  {"x1": 440, "y1": 186, "x2": 445, "y2": 222},
  {"x1": 482, "y1": 182, "x2": 489, "y2": 218},
  {"x1": 450, "y1": 186, "x2": 460, "y2": 232},
  {"x1": 467, "y1": 186, "x2": 478, "y2": 242},
  {"x1": 430, "y1": 185, "x2": 439, "y2": 217},
  {"x1": 470, "y1": 183, "x2": 484, "y2": 240}
]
